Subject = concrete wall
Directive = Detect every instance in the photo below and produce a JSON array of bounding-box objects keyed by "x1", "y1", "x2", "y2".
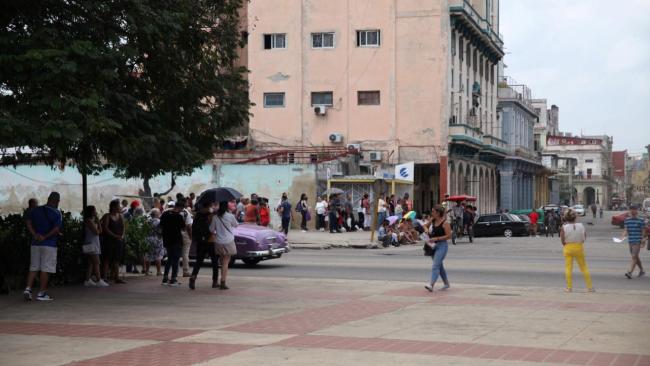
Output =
[
  {"x1": 0, "y1": 165, "x2": 214, "y2": 215},
  {"x1": 213, "y1": 164, "x2": 317, "y2": 229}
]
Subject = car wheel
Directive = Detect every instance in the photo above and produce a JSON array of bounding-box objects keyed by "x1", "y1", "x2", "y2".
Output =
[
  {"x1": 242, "y1": 258, "x2": 261, "y2": 266},
  {"x1": 503, "y1": 229, "x2": 513, "y2": 238}
]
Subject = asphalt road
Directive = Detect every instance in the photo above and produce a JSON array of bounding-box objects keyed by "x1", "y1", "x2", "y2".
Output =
[{"x1": 230, "y1": 213, "x2": 650, "y2": 290}]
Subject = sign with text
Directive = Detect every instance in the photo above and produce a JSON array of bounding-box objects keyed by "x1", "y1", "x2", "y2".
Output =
[{"x1": 395, "y1": 162, "x2": 415, "y2": 182}]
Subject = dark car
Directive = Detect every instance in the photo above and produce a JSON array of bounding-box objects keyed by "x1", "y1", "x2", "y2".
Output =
[
  {"x1": 473, "y1": 213, "x2": 530, "y2": 238},
  {"x1": 190, "y1": 224, "x2": 290, "y2": 266}
]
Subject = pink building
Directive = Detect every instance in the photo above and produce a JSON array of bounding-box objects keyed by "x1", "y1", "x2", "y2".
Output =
[{"x1": 241, "y1": 0, "x2": 504, "y2": 213}]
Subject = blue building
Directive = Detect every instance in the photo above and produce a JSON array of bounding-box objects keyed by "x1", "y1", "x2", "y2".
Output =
[{"x1": 497, "y1": 79, "x2": 545, "y2": 211}]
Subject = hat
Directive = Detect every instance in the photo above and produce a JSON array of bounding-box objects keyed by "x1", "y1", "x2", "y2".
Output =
[
  {"x1": 130, "y1": 200, "x2": 141, "y2": 208},
  {"x1": 48, "y1": 192, "x2": 61, "y2": 201},
  {"x1": 630, "y1": 204, "x2": 640, "y2": 210},
  {"x1": 167, "y1": 201, "x2": 176, "y2": 208}
]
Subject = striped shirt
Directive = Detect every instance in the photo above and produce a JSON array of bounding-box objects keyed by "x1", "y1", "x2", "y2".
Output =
[{"x1": 624, "y1": 216, "x2": 646, "y2": 244}]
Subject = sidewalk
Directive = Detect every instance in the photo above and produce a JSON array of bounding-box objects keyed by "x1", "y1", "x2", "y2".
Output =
[
  {"x1": 288, "y1": 229, "x2": 381, "y2": 249},
  {"x1": 1, "y1": 274, "x2": 649, "y2": 365}
]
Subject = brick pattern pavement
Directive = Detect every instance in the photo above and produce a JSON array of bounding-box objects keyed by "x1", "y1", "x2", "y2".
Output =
[
  {"x1": 223, "y1": 300, "x2": 412, "y2": 334},
  {"x1": 383, "y1": 287, "x2": 650, "y2": 313},
  {"x1": 273, "y1": 335, "x2": 650, "y2": 366},
  {"x1": 65, "y1": 342, "x2": 250, "y2": 366},
  {"x1": 0, "y1": 321, "x2": 202, "y2": 341}
]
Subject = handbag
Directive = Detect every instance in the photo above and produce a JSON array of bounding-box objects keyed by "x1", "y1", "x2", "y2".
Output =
[{"x1": 82, "y1": 243, "x2": 96, "y2": 254}]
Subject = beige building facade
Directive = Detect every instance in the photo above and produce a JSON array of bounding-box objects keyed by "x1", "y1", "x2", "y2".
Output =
[{"x1": 243, "y1": 0, "x2": 503, "y2": 213}]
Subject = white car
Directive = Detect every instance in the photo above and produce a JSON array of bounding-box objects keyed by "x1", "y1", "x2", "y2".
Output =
[{"x1": 572, "y1": 204, "x2": 586, "y2": 216}]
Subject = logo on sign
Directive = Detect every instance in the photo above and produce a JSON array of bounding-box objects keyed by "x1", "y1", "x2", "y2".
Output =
[{"x1": 399, "y1": 167, "x2": 409, "y2": 178}]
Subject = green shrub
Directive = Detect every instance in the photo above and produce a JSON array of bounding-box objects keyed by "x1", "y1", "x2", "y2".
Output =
[{"x1": 125, "y1": 216, "x2": 152, "y2": 264}]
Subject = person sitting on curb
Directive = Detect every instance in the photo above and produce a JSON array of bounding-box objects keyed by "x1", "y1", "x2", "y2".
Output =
[{"x1": 378, "y1": 219, "x2": 399, "y2": 248}]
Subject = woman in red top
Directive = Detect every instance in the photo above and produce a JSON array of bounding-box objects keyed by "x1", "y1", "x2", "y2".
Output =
[
  {"x1": 244, "y1": 199, "x2": 260, "y2": 224},
  {"x1": 259, "y1": 199, "x2": 270, "y2": 227}
]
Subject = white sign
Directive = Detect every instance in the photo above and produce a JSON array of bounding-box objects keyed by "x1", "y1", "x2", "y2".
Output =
[{"x1": 395, "y1": 162, "x2": 415, "y2": 182}]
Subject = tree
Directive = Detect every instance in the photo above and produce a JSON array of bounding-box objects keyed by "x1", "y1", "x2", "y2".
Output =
[{"x1": 0, "y1": 0, "x2": 250, "y2": 207}]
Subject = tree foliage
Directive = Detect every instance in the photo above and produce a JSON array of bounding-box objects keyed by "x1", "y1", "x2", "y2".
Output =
[{"x1": 0, "y1": 0, "x2": 250, "y2": 180}]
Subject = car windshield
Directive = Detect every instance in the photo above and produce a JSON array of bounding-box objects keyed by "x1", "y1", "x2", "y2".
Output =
[{"x1": 509, "y1": 214, "x2": 522, "y2": 222}]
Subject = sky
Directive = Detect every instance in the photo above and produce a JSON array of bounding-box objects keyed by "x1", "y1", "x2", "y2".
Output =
[{"x1": 500, "y1": 0, "x2": 650, "y2": 154}]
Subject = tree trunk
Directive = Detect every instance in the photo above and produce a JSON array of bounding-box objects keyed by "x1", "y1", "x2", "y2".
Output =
[{"x1": 142, "y1": 176, "x2": 153, "y2": 210}]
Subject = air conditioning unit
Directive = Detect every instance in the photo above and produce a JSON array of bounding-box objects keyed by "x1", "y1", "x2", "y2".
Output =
[
  {"x1": 314, "y1": 105, "x2": 327, "y2": 116},
  {"x1": 368, "y1": 151, "x2": 382, "y2": 161},
  {"x1": 329, "y1": 133, "x2": 343, "y2": 143},
  {"x1": 346, "y1": 143, "x2": 361, "y2": 152}
]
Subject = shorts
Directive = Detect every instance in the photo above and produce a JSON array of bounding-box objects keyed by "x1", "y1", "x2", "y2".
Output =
[
  {"x1": 101, "y1": 238, "x2": 125, "y2": 262},
  {"x1": 629, "y1": 244, "x2": 641, "y2": 256},
  {"x1": 215, "y1": 241, "x2": 237, "y2": 256},
  {"x1": 30, "y1": 246, "x2": 57, "y2": 273}
]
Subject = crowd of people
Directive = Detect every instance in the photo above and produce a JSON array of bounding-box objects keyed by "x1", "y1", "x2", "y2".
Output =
[
  {"x1": 22, "y1": 191, "x2": 245, "y2": 301},
  {"x1": 19, "y1": 189, "x2": 648, "y2": 300}
]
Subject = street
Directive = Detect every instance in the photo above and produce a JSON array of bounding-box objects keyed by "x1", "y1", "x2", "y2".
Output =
[{"x1": 232, "y1": 213, "x2": 647, "y2": 291}]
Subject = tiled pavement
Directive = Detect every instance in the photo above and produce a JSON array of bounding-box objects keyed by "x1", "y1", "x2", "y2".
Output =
[{"x1": 0, "y1": 275, "x2": 649, "y2": 366}]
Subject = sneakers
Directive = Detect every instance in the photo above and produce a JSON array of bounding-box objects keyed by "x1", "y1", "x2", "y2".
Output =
[
  {"x1": 182, "y1": 272, "x2": 191, "y2": 278},
  {"x1": 36, "y1": 292, "x2": 53, "y2": 301},
  {"x1": 219, "y1": 282, "x2": 229, "y2": 290},
  {"x1": 168, "y1": 279, "x2": 181, "y2": 287},
  {"x1": 84, "y1": 279, "x2": 97, "y2": 287},
  {"x1": 625, "y1": 272, "x2": 632, "y2": 279},
  {"x1": 96, "y1": 279, "x2": 110, "y2": 287},
  {"x1": 639, "y1": 271, "x2": 646, "y2": 278},
  {"x1": 189, "y1": 277, "x2": 196, "y2": 290},
  {"x1": 440, "y1": 284, "x2": 450, "y2": 291},
  {"x1": 424, "y1": 284, "x2": 433, "y2": 292},
  {"x1": 162, "y1": 278, "x2": 169, "y2": 286},
  {"x1": 23, "y1": 288, "x2": 32, "y2": 301}
]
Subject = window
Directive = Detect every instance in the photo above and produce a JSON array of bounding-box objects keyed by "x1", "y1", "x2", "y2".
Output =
[
  {"x1": 311, "y1": 91, "x2": 333, "y2": 106},
  {"x1": 263, "y1": 33, "x2": 286, "y2": 49},
  {"x1": 357, "y1": 91, "x2": 380, "y2": 105},
  {"x1": 312, "y1": 32, "x2": 334, "y2": 48},
  {"x1": 585, "y1": 159, "x2": 594, "y2": 163},
  {"x1": 356, "y1": 30, "x2": 380, "y2": 47},
  {"x1": 263, "y1": 92, "x2": 285, "y2": 108}
]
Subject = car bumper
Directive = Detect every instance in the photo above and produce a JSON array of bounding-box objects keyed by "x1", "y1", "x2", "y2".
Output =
[{"x1": 244, "y1": 246, "x2": 291, "y2": 258}]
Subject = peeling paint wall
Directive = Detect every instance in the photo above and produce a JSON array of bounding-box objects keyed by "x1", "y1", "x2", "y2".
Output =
[
  {"x1": 0, "y1": 165, "x2": 215, "y2": 215},
  {"x1": 213, "y1": 164, "x2": 317, "y2": 229}
]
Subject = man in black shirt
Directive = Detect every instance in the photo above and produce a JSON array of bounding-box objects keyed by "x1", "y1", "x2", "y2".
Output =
[{"x1": 160, "y1": 198, "x2": 187, "y2": 286}]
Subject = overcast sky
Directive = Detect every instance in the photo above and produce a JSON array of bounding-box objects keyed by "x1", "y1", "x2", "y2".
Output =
[{"x1": 500, "y1": 0, "x2": 650, "y2": 154}]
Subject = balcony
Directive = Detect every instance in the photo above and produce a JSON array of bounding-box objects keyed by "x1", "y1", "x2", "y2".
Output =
[
  {"x1": 449, "y1": 0, "x2": 504, "y2": 52},
  {"x1": 482, "y1": 135, "x2": 508, "y2": 153},
  {"x1": 449, "y1": 123, "x2": 484, "y2": 149}
]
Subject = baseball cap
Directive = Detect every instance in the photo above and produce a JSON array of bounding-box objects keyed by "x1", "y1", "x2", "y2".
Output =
[{"x1": 630, "y1": 204, "x2": 640, "y2": 210}]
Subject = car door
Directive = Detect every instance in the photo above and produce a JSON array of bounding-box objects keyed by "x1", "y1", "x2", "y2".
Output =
[
  {"x1": 475, "y1": 215, "x2": 499, "y2": 236},
  {"x1": 498, "y1": 214, "x2": 513, "y2": 235}
]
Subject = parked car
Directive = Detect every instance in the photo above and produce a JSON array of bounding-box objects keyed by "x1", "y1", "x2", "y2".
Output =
[
  {"x1": 190, "y1": 223, "x2": 290, "y2": 266},
  {"x1": 611, "y1": 212, "x2": 629, "y2": 228},
  {"x1": 572, "y1": 204, "x2": 586, "y2": 216},
  {"x1": 473, "y1": 213, "x2": 530, "y2": 238}
]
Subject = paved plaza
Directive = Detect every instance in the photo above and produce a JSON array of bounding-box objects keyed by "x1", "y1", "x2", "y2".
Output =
[{"x1": 1, "y1": 212, "x2": 649, "y2": 365}]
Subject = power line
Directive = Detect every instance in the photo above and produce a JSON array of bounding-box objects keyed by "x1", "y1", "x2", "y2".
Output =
[{"x1": 1, "y1": 167, "x2": 118, "y2": 186}]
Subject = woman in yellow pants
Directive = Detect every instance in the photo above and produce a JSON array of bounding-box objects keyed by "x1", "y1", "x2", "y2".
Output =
[{"x1": 560, "y1": 209, "x2": 595, "y2": 292}]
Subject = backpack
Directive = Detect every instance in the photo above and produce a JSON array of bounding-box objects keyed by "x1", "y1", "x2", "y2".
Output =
[
  {"x1": 192, "y1": 213, "x2": 212, "y2": 242},
  {"x1": 295, "y1": 201, "x2": 302, "y2": 212}
]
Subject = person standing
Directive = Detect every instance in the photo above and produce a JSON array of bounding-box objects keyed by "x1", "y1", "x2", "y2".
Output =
[
  {"x1": 424, "y1": 205, "x2": 451, "y2": 292},
  {"x1": 180, "y1": 202, "x2": 193, "y2": 278},
  {"x1": 23, "y1": 192, "x2": 62, "y2": 301},
  {"x1": 212, "y1": 200, "x2": 238, "y2": 289},
  {"x1": 377, "y1": 196, "x2": 387, "y2": 228},
  {"x1": 244, "y1": 198, "x2": 260, "y2": 224},
  {"x1": 560, "y1": 209, "x2": 594, "y2": 292},
  {"x1": 590, "y1": 203, "x2": 597, "y2": 219},
  {"x1": 528, "y1": 209, "x2": 539, "y2": 237},
  {"x1": 160, "y1": 198, "x2": 187, "y2": 286},
  {"x1": 259, "y1": 199, "x2": 271, "y2": 227},
  {"x1": 361, "y1": 194, "x2": 371, "y2": 230},
  {"x1": 344, "y1": 194, "x2": 356, "y2": 232},
  {"x1": 315, "y1": 196, "x2": 327, "y2": 232},
  {"x1": 298, "y1": 193, "x2": 309, "y2": 232},
  {"x1": 101, "y1": 200, "x2": 127, "y2": 284},
  {"x1": 82, "y1": 206, "x2": 109, "y2": 287},
  {"x1": 403, "y1": 193, "x2": 413, "y2": 212},
  {"x1": 189, "y1": 204, "x2": 220, "y2": 289},
  {"x1": 329, "y1": 194, "x2": 341, "y2": 233},
  {"x1": 622, "y1": 204, "x2": 646, "y2": 279},
  {"x1": 144, "y1": 208, "x2": 165, "y2": 276},
  {"x1": 277, "y1": 194, "x2": 292, "y2": 235}
]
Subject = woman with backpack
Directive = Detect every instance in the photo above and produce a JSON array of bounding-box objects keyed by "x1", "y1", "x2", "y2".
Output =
[{"x1": 211, "y1": 200, "x2": 238, "y2": 290}]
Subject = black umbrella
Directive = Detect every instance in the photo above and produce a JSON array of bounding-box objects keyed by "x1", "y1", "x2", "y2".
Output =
[{"x1": 197, "y1": 187, "x2": 243, "y2": 205}]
